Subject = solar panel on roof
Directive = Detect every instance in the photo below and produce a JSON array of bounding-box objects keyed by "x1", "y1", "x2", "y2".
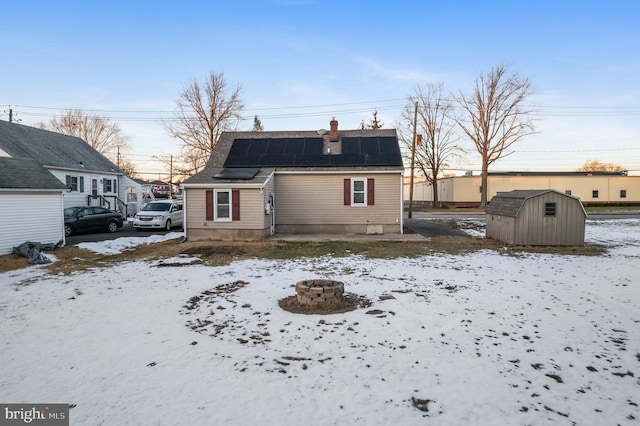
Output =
[
  {"x1": 379, "y1": 137, "x2": 400, "y2": 154},
  {"x1": 341, "y1": 137, "x2": 360, "y2": 154},
  {"x1": 228, "y1": 138, "x2": 251, "y2": 156},
  {"x1": 224, "y1": 136, "x2": 402, "y2": 168},
  {"x1": 247, "y1": 140, "x2": 268, "y2": 156},
  {"x1": 360, "y1": 137, "x2": 380, "y2": 155},
  {"x1": 294, "y1": 154, "x2": 331, "y2": 166},
  {"x1": 303, "y1": 138, "x2": 323, "y2": 155},
  {"x1": 284, "y1": 138, "x2": 305, "y2": 154},
  {"x1": 214, "y1": 168, "x2": 260, "y2": 179},
  {"x1": 266, "y1": 138, "x2": 287, "y2": 155},
  {"x1": 261, "y1": 154, "x2": 295, "y2": 166}
]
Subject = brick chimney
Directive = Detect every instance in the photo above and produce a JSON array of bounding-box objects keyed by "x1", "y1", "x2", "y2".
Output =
[{"x1": 329, "y1": 117, "x2": 338, "y2": 142}]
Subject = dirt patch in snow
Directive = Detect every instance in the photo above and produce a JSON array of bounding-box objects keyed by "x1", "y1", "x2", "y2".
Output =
[
  {"x1": 278, "y1": 293, "x2": 372, "y2": 315},
  {"x1": 0, "y1": 233, "x2": 605, "y2": 275}
]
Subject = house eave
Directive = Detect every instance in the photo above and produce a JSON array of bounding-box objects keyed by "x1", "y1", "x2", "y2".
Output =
[
  {"x1": 274, "y1": 169, "x2": 403, "y2": 175},
  {"x1": 181, "y1": 182, "x2": 267, "y2": 189},
  {"x1": 0, "y1": 188, "x2": 66, "y2": 193},
  {"x1": 44, "y1": 165, "x2": 123, "y2": 175}
]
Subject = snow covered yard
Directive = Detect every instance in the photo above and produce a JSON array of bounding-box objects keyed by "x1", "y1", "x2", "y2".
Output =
[{"x1": 1, "y1": 221, "x2": 638, "y2": 425}]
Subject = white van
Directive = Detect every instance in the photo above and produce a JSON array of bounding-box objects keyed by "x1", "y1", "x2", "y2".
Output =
[{"x1": 133, "y1": 200, "x2": 183, "y2": 231}]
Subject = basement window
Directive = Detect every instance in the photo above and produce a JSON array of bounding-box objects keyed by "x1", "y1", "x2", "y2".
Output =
[
  {"x1": 545, "y1": 202, "x2": 557, "y2": 217},
  {"x1": 565, "y1": 190, "x2": 572, "y2": 195},
  {"x1": 620, "y1": 190, "x2": 627, "y2": 198},
  {"x1": 592, "y1": 190, "x2": 599, "y2": 198}
]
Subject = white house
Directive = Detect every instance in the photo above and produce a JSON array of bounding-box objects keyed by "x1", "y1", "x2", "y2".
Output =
[
  {"x1": 0, "y1": 157, "x2": 67, "y2": 255},
  {"x1": 0, "y1": 120, "x2": 143, "y2": 216}
]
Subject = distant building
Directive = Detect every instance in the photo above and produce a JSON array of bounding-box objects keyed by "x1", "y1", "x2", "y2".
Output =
[{"x1": 405, "y1": 171, "x2": 639, "y2": 207}]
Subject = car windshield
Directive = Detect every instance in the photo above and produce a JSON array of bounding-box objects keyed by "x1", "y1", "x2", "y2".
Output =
[
  {"x1": 64, "y1": 207, "x2": 83, "y2": 217},
  {"x1": 141, "y1": 202, "x2": 171, "y2": 212}
]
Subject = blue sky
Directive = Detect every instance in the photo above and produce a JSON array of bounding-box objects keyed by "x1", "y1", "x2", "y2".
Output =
[{"x1": 2, "y1": 0, "x2": 639, "y2": 177}]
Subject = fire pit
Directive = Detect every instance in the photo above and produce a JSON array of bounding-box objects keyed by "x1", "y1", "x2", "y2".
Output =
[
  {"x1": 279, "y1": 279, "x2": 370, "y2": 314},
  {"x1": 295, "y1": 279, "x2": 345, "y2": 307}
]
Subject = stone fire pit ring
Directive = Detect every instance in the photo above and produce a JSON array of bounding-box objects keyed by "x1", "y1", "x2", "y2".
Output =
[{"x1": 295, "y1": 279, "x2": 344, "y2": 307}]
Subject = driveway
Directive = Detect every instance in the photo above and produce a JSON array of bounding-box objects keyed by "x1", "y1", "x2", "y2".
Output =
[
  {"x1": 65, "y1": 223, "x2": 184, "y2": 245},
  {"x1": 403, "y1": 218, "x2": 471, "y2": 238}
]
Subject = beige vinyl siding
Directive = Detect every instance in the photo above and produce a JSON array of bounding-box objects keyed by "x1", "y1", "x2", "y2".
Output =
[
  {"x1": 0, "y1": 192, "x2": 65, "y2": 255},
  {"x1": 185, "y1": 187, "x2": 266, "y2": 230},
  {"x1": 275, "y1": 173, "x2": 401, "y2": 227}
]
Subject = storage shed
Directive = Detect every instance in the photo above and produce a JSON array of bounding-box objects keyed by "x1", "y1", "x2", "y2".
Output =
[{"x1": 485, "y1": 189, "x2": 586, "y2": 246}]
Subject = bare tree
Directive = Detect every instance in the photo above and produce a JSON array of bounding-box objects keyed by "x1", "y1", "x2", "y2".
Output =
[
  {"x1": 578, "y1": 159, "x2": 625, "y2": 173},
  {"x1": 118, "y1": 158, "x2": 139, "y2": 178},
  {"x1": 399, "y1": 83, "x2": 463, "y2": 207},
  {"x1": 164, "y1": 71, "x2": 244, "y2": 175},
  {"x1": 456, "y1": 65, "x2": 536, "y2": 208},
  {"x1": 38, "y1": 108, "x2": 130, "y2": 164}
]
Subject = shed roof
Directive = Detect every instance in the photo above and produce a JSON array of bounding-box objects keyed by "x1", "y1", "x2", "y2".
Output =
[
  {"x1": 486, "y1": 189, "x2": 584, "y2": 217},
  {"x1": 0, "y1": 120, "x2": 122, "y2": 174},
  {"x1": 0, "y1": 157, "x2": 67, "y2": 190},
  {"x1": 184, "y1": 128, "x2": 404, "y2": 186}
]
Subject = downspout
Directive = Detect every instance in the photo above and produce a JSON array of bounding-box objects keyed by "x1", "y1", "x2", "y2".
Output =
[
  {"x1": 182, "y1": 187, "x2": 188, "y2": 242},
  {"x1": 400, "y1": 173, "x2": 404, "y2": 234},
  {"x1": 60, "y1": 191, "x2": 67, "y2": 247}
]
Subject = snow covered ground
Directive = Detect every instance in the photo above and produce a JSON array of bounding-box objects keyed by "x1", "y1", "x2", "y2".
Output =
[{"x1": 1, "y1": 220, "x2": 638, "y2": 425}]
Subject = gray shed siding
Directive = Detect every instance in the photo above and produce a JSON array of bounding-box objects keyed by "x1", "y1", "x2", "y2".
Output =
[{"x1": 486, "y1": 191, "x2": 586, "y2": 246}]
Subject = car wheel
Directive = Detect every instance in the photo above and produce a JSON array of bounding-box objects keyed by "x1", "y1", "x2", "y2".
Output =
[
  {"x1": 107, "y1": 221, "x2": 119, "y2": 233},
  {"x1": 64, "y1": 224, "x2": 73, "y2": 237},
  {"x1": 165, "y1": 219, "x2": 172, "y2": 231}
]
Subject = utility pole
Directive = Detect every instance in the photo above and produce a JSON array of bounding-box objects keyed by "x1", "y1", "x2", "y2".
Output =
[
  {"x1": 9, "y1": 108, "x2": 13, "y2": 123},
  {"x1": 117, "y1": 146, "x2": 121, "y2": 168},
  {"x1": 169, "y1": 155, "x2": 173, "y2": 199},
  {"x1": 408, "y1": 101, "x2": 418, "y2": 219}
]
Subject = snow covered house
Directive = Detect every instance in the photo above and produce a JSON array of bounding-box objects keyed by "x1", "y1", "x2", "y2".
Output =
[
  {"x1": 0, "y1": 120, "x2": 141, "y2": 216},
  {"x1": 181, "y1": 119, "x2": 405, "y2": 240},
  {"x1": 486, "y1": 189, "x2": 587, "y2": 246},
  {"x1": 0, "y1": 157, "x2": 67, "y2": 255}
]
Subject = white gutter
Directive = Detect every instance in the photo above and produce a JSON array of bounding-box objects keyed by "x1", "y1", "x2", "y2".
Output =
[
  {"x1": 182, "y1": 182, "x2": 266, "y2": 189},
  {"x1": 182, "y1": 186, "x2": 188, "y2": 242},
  {"x1": 275, "y1": 169, "x2": 403, "y2": 175}
]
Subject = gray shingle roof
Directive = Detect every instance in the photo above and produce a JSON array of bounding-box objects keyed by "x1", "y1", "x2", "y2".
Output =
[
  {"x1": 184, "y1": 128, "x2": 404, "y2": 185},
  {"x1": 0, "y1": 157, "x2": 67, "y2": 190},
  {"x1": 486, "y1": 190, "x2": 555, "y2": 217},
  {"x1": 0, "y1": 120, "x2": 122, "y2": 174}
]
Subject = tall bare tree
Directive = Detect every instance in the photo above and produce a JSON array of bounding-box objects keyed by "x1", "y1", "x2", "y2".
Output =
[
  {"x1": 165, "y1": 71, "x2": 244, "y2": 176},
  {"x1": 38, "y1": 108, "x2": 131, "y2": 167},
  {"x1": 578, "y1": 159, "x2": 625, "y2": 173},
  {"x1": 456, "y1": 65, "x2": 536, "y2": 208},
  {"x1": 399, "y1": 83, "x2": 463, "y2": 208}
]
